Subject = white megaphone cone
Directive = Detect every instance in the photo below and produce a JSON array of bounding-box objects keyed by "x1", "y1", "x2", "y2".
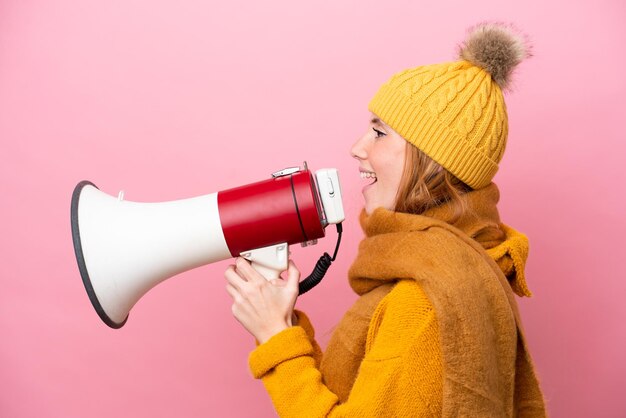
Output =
[
  {"x1": 71, "y1": 163, "x2": 344, "y2": 328},
  {"x1": 71, "y1": 181, "x2": 234, "y2": 328}
]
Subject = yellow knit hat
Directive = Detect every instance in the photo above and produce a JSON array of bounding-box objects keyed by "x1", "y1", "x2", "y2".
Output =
[{"x1": 368, "y1": 22, "x2": 532, "y2": 189}]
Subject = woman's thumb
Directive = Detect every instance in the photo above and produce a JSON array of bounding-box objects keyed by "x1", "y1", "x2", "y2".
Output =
[{"x1": 285, "y1": 260, "x2": 301, "y2": 289}]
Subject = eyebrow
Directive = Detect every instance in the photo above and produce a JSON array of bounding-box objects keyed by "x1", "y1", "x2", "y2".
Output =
[
  {"x1": 370, "y1": 117, "x2": 387, "y2": 129},
  {"x1": 370, "y1": 117, "x2": 383, "y2": 126}
]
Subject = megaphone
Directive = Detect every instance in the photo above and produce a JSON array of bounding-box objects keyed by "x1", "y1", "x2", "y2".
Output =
[{"x1": 71, "y1": 162, "x2": 344, "y2": 329}]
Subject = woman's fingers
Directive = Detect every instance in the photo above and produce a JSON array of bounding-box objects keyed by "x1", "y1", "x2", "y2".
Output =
[
  {"x1": 285, "y1": 260, "x2": 301, "y2": 290},
  {"x1": 235, "y1": 257, "x2": 266, "y2": 284},
  {"x1": 223, "y1": 258, "x2": 296, "y2": 343},
  {"x1": 226, "y1": 282, "x2": 255, "y2": 321},
  {"x1": 225, "y1": 282, "x2": 239, "y2": 300},
  {"x1": 224, "y1": 264, "x2": 247, "y2": 291},
  {"x1": 227, "y1": 261, "x2": 264, "y2": 306}
]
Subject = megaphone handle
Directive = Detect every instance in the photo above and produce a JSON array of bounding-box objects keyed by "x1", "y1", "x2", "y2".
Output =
[
  {"x1": 250, "y1": 262, "x2": 283, "y2": 281},
  {"x1": 240, "y1": 242, "x2": 289, "y2": 281}
]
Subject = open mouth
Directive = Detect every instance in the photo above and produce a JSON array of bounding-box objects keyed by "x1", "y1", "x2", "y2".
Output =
[{"x1": 360, "y1": 171, "x2": 377, "y2": 186}]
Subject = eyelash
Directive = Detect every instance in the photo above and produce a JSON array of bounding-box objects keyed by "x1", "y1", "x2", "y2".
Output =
[{"x1": 373, "y1": 128, "x2": 386, "y2": 139}]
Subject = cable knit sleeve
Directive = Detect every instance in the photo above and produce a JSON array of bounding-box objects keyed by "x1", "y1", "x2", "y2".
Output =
[{"x1": 248, "y1": 281, "x2": 443, "y2": 417}]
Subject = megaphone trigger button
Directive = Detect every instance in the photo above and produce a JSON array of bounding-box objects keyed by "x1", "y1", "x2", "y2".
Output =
[{"x1": 327, "y1": 179, "x2": 335, "y2": 196}]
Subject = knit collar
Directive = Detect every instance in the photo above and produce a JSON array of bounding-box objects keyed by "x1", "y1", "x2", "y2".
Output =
[{"x1": 357, "y1": 182, "x2": 532, "y2": 297}]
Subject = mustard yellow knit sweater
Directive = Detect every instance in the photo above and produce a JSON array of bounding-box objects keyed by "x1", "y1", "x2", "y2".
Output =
[
  {"x1": 249, "y1": 282, "x2": 442, "y2": 417},
  {"x1": 248, "y1": 183, "x2": 546, "y2": 417}
]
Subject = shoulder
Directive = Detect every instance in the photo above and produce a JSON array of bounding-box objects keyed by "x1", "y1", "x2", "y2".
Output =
[
  {"x1": 384, "y1": 280, "x2": 435, "y2": 319},
  {"x1": 399, "y1": 224, "x2": 482, "y2": 264},
  {"x1": 393, "y1": 225, "x2": 502, "y2": 296},
  {"x1": 364, "y1": 280, "x2": 438, "y2": 360}
]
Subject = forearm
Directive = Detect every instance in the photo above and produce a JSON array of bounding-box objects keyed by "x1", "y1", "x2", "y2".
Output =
[
  {"x1": 249, "y1": 324, "x2": 407, "y2": 418},
  {"x1": 291, "y1": 310, "x2": 323, "y2": 367},
  {"x1": 249, "y1": 326, "x2": 339, "y2": 417}
]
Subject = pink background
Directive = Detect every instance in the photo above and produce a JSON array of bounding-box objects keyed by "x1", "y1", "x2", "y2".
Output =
[{"x1": 1, "y1": 1, "x2": 625, "y2": 417}]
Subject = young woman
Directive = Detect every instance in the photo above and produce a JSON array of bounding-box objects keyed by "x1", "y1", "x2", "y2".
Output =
[{"x1": 224, "y1": 21, "x2": 547, "y2": 417}]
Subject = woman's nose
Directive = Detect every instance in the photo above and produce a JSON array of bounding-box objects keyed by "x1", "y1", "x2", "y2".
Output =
[{"x1": 350, "y1": 134, "x2": 367, "y2": 160}]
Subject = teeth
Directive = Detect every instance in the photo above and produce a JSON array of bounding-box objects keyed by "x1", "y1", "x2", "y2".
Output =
[{"x1": 360, "y1": 171, "x2": 377, "y2": 179}]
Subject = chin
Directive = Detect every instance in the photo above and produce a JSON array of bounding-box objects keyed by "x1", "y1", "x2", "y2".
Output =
[{"x1": 363, "y1": 187, "x2": 394, "y2": 214}]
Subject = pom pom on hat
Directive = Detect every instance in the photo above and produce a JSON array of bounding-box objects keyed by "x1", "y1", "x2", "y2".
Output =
[{"x1": 456, "y1": 21, "x2": 533, "y2": 92}]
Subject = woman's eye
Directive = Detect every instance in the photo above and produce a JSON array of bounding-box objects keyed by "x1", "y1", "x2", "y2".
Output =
[{"x1": 373, "y1": 128, "x2": 386, "y2": 138}]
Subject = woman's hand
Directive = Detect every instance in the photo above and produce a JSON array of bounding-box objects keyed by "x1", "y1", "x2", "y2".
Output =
[{"x1": 224, "y1": 257, "x2": 300, "y2": 344}]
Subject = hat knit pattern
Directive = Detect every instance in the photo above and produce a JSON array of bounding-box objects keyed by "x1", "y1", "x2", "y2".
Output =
[{"x1": 368, "y1": 22, "x2": 533, "y2": 190}]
